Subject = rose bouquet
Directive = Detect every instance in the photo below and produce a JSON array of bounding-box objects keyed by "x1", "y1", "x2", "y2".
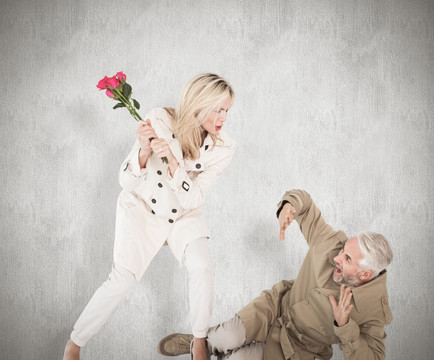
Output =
[{"x1": 97, "y1": 72, "x2": 167, "y2": 163}]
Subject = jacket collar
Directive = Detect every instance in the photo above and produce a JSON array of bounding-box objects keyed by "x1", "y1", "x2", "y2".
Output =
[{"x1": 351, "y1": 270, "x2": 388, "y2": 313}]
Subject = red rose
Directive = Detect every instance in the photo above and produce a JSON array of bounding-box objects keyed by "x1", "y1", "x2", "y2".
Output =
[
  {"x1": 116, "y1": 71, "x2": 126, "y2": 83},
  {"x1": 106, "y1": 76, "x2": 120, "y2": 89},
  {"x1": 96, "y1": 76, "x2": 109, "y2": 90}
]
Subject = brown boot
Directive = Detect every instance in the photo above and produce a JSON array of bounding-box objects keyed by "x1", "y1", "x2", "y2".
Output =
[{"x1": 158, "y1": 333, "x2": 194, "y2": 356}]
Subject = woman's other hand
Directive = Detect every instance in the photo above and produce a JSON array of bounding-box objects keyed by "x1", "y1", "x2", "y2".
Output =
[{"x1": 150, "y1": 138, "x2": 179, "y2": 176}]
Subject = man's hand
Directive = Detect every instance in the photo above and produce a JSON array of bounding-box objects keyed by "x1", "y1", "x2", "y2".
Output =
[
  {"x1": 329, "y1": 284, "x2": 354, "y2": 327},
  {"x1": 279, "y1": 202, "x2": 296, "y2": 240}
]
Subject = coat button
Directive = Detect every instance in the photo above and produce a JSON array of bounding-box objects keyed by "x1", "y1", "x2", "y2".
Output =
[
  {"x1": 168, "y1": 219, "x2": 174, "y2": 223},
  {"x1": 304, "y1": 299, "x2": 309, "y2": 305},
  {"x1": 205, "y1": 145, "x2": 209, "y2": 150},
  {"x1": 172, "y1": 134, "x2": 175, "y2": 139},
  {"x1": 158, "y1": 183, "x2": 163, "y2": 188},
  {"x1": 319, "y1": 325, "x2": 325, "y2": 331},
  {"x1": 151, "y1": 210, "x2": 155, "y2": 214},
  {"x1": 172, "y1": 209, "x2": 177, "y2": 213},
  {"x1": 151, "y1": 199, "x2": 156, "y2": 204},
  {"x1": 196, "y1": 163, "x2": 201, "y2": 169},
  {"x1": 157, "y1": 170, "x2": 162, "y2": 175}
]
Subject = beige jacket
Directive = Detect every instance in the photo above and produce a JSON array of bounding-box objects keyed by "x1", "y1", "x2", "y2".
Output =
[
  {"x1": 113, "y1": 108, "x2": 235, "y2": 279},
  {"x1": 238, "y1": 190, "x2": 392, "y2": 360}
]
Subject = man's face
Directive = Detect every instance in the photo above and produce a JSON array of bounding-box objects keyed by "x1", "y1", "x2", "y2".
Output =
[{"x1": 333, "y1": 237, "x2": 366, "y2": 286}]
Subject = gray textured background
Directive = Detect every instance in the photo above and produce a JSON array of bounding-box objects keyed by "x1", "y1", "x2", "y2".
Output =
[{"x1": 1, "y1": 0, "x2": 433, "y2": 359}]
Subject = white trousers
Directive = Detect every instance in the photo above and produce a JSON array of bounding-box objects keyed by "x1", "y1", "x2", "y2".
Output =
[{"x1": 70, "y1": 237, "x2": 213, "y2": 347}]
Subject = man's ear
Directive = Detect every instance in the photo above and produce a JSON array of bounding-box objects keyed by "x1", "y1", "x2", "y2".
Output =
[{"x1": 359, "y1": 270, "x2": 374, "y2": 282}]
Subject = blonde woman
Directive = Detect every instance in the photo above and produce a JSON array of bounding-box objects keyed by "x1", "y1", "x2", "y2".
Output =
[{"x1": 63, "y1": 73, "x2": 235, "y2": 360}]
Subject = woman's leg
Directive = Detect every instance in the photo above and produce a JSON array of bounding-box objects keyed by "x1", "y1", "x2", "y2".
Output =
[
  {"x1": 184, "y1": 237, "x2": 214, "y2": 359},
  {"x1": 64, "y1": 263, "x2": 136, "y2": 359}
]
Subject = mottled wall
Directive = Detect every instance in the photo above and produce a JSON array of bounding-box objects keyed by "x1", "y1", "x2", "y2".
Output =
[{"x1": 0, "y1": 0, "x2": 433, "y2": 359}]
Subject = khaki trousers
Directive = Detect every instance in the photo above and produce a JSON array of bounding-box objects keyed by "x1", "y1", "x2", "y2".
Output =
[{"x1": 207, "y1": 316, "x2": 265, "y2": 359}]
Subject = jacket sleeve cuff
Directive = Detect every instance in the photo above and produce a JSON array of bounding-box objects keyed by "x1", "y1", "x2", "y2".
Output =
[
  {"x1": 334, "y1": 318, "x2": 361, "y2": 351},
  {"x1": 277, "y1": 191, "x2": 304, "y2": 216},
  {"x1": 128, "y1": 148, "x2": 146, "y2": 177},
  {"x1": 166, "y1": 165, "x2": 183, "y2": 191}
]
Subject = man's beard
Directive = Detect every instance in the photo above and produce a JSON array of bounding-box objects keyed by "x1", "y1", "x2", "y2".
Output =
[{"x1": 333, "y1": 266, "x2": 360, "y2": 286}]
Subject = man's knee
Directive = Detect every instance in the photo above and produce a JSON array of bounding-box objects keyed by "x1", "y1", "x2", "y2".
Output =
[{"x1": 207, "y1": 316, "x2": 247, "y2": 353}]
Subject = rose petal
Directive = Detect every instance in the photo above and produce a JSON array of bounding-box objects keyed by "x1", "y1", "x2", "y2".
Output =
[
  {"x1": 97, "y1": 76, "x2": 109, "y2": 90},
  {"x1": 106, "y1": 76, "x2": 120, "y2": 89},
  {"x1": 116, "y1": 71, "x2": 126, "y2": 83}
]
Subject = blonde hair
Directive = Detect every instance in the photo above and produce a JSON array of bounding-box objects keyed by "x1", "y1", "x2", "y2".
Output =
[
  {"x1": 357, "y1": 231, "x2": 393, "y2": 277},
  {"x1": 165, "y1": 73, "x2": 234, "y2": 160}
]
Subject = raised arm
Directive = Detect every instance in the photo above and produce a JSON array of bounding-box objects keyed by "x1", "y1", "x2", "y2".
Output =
[{"x1": 276, "y1": 189, "x2": 337, "y2": 246}]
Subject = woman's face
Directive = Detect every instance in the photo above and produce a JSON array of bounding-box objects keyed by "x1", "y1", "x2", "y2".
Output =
[{"x1": 201, "y1": 95, "x2": 232, "y2": 135}]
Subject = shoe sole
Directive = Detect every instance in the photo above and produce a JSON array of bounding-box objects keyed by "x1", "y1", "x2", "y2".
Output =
[{"x1": 157, "y1": 333, "x2": 193, "y2": 356}]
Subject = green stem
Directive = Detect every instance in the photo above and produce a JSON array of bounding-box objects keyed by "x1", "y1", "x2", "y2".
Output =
[
  {"x1": 112, "y1": 88, "x2": 142, "y2": 121},
  {"x1": 109, "y1": 86, "x2": 168, "y2": 164}
]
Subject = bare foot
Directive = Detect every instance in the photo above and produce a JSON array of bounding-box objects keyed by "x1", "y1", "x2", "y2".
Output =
[
  {"x1": 192, "y1": 337, "x2": 209, "y2": 360},
  {"x1": 63, "y1": 339, "x2": 80, "y2": 360}
]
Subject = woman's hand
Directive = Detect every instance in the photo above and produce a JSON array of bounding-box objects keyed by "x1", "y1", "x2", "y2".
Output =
[
  {"x1": 150, "y1": 138, "x2": 179, "y2": 175},
  {"x1": 136, "y1": 119, "x2": 158, "y2": 168},
  {"x1": 136, "y1": 119, "x2": 158, "y2": 153}
]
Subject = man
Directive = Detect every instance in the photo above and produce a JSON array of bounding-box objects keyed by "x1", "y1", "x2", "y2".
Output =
[{"x1": 158, "y1": 189, "x2": 393, "y2": 359}]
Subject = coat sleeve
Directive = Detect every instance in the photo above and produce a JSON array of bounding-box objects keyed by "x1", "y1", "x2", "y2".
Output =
[
  {"x1": 165, "y1": 145, "x2": 235, "y2": 210},
  {"x1": 117, "y1": 109, "x2": 159, "y2": 192},
  {"x1": 333, "y1": 318, "x2": 387, "y2": 360},
  {"x1": 118, "y1": 139, "x2": 148, "y2": 192},
  {"x1": 277, "y1": 189, "x2": 338, "y2": 247}
]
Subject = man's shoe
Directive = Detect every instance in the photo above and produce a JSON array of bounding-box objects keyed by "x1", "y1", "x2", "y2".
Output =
[{"x1": 158, "y1": 333, "x2": 194, "y2": 356}]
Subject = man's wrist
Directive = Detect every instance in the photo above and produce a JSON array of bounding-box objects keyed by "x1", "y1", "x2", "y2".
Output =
[
  {"x1": 276, "y1": 200, "x2": 290, "y2": 218},
  {"x1": 334, "y1": 319, "x2": 349, "y2": 327}
]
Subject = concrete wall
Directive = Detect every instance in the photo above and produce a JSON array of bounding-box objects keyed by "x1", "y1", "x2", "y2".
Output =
[{"x1": 1, "y1": 0, "x2": 433, "y2": 359}]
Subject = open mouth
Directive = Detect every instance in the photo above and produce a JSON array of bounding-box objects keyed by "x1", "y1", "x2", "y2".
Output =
[
  {"x1": 215, "y1": 125, "x2": 222, "y2": 131},
  {"x1": 334, "y1": 267, "x2": 342, "y2": 276}
]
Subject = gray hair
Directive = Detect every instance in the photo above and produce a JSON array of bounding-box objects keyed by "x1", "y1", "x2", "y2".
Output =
[{"x1": 357, "y1": 231, "x2": 393, "y2": 277}]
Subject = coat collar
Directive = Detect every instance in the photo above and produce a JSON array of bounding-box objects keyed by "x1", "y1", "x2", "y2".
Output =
[{"x1": 351, "y1": 270, "x2": 388, "y2": 313}]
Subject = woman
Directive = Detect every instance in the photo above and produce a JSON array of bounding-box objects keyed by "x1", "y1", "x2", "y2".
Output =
[{"x1": 63, "y1": 73, "x2": 235, "y2": 360}]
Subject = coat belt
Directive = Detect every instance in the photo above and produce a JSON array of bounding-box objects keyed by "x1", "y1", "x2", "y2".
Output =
[{"x1": 265, "y1": 316, "x2": 300, "y2": 360}]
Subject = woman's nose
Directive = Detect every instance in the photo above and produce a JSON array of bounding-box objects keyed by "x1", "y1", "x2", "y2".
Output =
[{"x1": 219, "y1": 111, "x2": 227, "y2": 121}]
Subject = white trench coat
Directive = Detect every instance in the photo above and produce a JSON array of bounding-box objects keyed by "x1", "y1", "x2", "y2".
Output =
[{"x1": 113, "y1": 108, "x2": 235, "y2": 280}]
